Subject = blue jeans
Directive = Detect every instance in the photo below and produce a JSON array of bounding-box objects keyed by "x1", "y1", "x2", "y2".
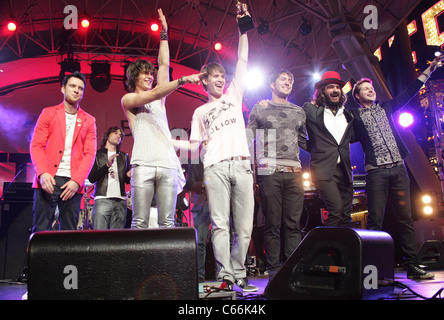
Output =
[
  {"x1": 92, "y1": 198, "x2": 127, "y2": 229},
  {"x1": 32, "y1": 176, "x2": 82, "y2": 232},
  {"x1": 204, "y1": 159, "x2": 254, "y2": 283},
  {"x1": 130, "y1": 165, "x2": 178, "y2": 228}
]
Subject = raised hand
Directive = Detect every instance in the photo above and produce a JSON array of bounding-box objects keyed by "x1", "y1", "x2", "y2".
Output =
[{"x1": 158, "y1": 8, "x2": 167, "y2": 32}]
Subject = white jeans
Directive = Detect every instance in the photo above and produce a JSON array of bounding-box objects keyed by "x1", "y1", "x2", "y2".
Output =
[
  {"x1": 130, "y1": 165, "x2": 178, "y2": 228},
  {"x1": 204, "y1": 159, "x2": 254, "y2": 282}
]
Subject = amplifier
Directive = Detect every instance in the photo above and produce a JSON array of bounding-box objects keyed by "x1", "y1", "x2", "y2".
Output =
[{"x1": 2, "y1": 182, "x2": 33, "y2": 201}]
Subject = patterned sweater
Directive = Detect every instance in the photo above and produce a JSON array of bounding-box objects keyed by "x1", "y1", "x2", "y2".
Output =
[{"x1": 247, "y1": 101, "x2": 307, "y2": 167}]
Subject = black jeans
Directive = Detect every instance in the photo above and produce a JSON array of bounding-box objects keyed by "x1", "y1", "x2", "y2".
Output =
[
  {"x1": 365, "y1": 164, "x2": 418, "y2": 263},
  {"x1": 315, "y1": 164, "x2": 353, "y2": 227},
  {"x1": 32, "y1": 176, "x2": 82, "y2": 232},
  {"x1": 257, "y1": 171, "x2": 304, "y2": 273}
]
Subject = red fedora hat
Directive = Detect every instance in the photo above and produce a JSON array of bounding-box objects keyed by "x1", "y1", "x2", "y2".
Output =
[{"x1": 315, "y1": 71, "x2": 345, "y2": 89}]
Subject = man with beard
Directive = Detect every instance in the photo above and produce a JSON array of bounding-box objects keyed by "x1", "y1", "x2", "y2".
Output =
[
  {"x1": 247, "y1": 69, "x2": 306, "y2": 278},
  {"x1": 302, "y1": 71, "x2": 354, "y2": 227}
]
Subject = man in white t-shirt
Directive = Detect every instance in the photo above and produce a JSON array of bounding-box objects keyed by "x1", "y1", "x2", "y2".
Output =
[
  {"x1": 173, "y1": 27, "x2": 256, "y2": 292},
  {"x1": 88, "y1": 127, "x2": 131, "y2": 229},
  {"x1": 30, "y1": 72, "x2": 97, "y2": 231}
]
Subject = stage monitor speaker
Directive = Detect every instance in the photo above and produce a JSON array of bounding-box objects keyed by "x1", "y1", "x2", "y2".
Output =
[
  {"x1": 27, "y1": 227, "x2": 198, "y2": 300},
  {"x1": 417, "y1": 240, "x2": 444, "y2": 270},
  {"x1": 264, "y1": 227, "x2": 395, "y2": 300},
  {"x1": 0, "y1": 201, "x2": 33, "y2": 280}
]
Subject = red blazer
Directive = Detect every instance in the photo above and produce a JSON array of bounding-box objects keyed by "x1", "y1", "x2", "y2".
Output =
[{"x1": 30, "y1": 103, "x2": 97, "y2": 193}]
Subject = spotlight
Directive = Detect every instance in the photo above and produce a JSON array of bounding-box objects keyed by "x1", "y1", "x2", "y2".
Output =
[
  {"x1": 214, "y1": 42, "x2": 223, "y2": 51},
  {"x1": 80, "y1": 17, "x2": 91, "y2": 29},
  {"x1": 423, "y1": 206, "x2": 433, "y2": 215},
  {"x1": 243, "y1": 68, "x2": 265, "y2": 90},
  {"x1": 6, "y1": 20, "x2": 17, "y2": 32},
  {"x1": 90, "y1": 62, "x2": 111, "y2": 93},
  {"x1": 150, "y1": 21, "x2": 160, "y2": 32},
  {"x1": 398, "y1": 112, "x2": 414, "y2": 128},
  {"x1": 59, "y1": 59, "x2": 81, "y2": 85},
  {"x1": 422, "y1": 194, "x2": 432, "y2": 204},
  {"x1": 312, "y1": 72, "x2": 321, "y2": 82}
]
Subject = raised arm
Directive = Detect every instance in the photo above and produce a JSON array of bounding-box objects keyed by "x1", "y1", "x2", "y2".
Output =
[
  {"x1": 233, "y1": 32, "x2": 248, "y2": 89},
  {"x1": 157, "y1": 8, "x2": 169, "y2": 87},
  {"x1": 418, "y1": 55, "x2": 444, "y2": 82}
]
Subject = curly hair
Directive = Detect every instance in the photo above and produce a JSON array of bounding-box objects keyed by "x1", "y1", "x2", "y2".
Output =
[
  {"x1": 313, "y1": 84, "x2": 347, "y2": 107},
  {"x1": 125, "y1": 60, "x2": 156, "y2": 93}
]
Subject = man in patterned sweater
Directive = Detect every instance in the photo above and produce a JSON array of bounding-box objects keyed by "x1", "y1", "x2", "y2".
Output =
[
  {"x1": 351, "y1": 55, "x2": 444, "y2": 280},
  {"x1": 247, "y1": 69, "x2": 307, "y2": 278}
]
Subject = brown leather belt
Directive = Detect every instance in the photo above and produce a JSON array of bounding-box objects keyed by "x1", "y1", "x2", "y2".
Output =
[{"x1": 261, "y1": 165, "x2": 302, "y2": 173}]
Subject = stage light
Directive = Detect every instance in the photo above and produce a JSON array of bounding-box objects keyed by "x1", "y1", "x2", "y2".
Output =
[
  {"x1": 422, "y1": 194, "x2": 432, "y2": 204},
  {"x1": 302, "y1": 172, "x2": 310, "y2": 180},
  {"x1": 299, "y1": 17, "x2": 312, "y2": 36},
  {"x1": 59, "y1": 59, "x2": 81, "y2": 85},
  {"x1": 214, "y1": 42, "x2": 222, "y2": 51},
  {"x1": 398, "y1": 112, "x2": 414, "y2": 128},
  {"x1": 423, "y1": 205, "x2": 433, "y2": 215},
  {"x1": 6, "y1": 21, "x2": 17, "y2": 32},
  {"x1": 90, "y1": 62, "x2": 111, "y2": 93},
  {"x1": 258, "y1": 18, "x2": 269, "y2": 35},
  {"x1": 150, "y1": 22, "x2": 160, "y2": 32},
  {"x1": 243, "y1": 68, "x2": 265, "y2": 90},
  {"x1": 312, "y1": 72, "x2": 321, "y2": 82},
  {"x1": 80, "y1": 18, "x2": 90, "y2": 29}
]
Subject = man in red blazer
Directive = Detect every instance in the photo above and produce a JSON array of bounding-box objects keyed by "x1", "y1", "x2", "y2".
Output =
[{"x1": 30, "y1": 72, "x2": 97, "y2": 231}]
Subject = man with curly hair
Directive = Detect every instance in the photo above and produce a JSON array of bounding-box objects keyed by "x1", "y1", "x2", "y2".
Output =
[
  {"x1": 302, "y1": 71, "x2": 354, "y2": 227},
  {"x1": 121, "y1": 9, "x2": 201, "y2": 228}
]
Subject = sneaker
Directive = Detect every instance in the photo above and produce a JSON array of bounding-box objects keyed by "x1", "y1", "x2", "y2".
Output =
[
  {"x1": 407, "y1": 264, "x2": 435, "y2": 280},
  {"x1": 235, "y1": 278, "x2": 258, "y2": 292}
]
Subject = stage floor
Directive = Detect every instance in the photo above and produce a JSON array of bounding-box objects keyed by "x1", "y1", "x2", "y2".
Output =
[{"x1": 1, "y1": 268, "x2": 443, "y2": 301}]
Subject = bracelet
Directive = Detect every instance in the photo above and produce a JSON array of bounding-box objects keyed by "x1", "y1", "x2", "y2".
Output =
[
  {"x1": 160, "y1": 30, "x2": 168, "y2": 41},
  {"x1": 178, "y1": 76, "x2": 185, "y2": 86}
]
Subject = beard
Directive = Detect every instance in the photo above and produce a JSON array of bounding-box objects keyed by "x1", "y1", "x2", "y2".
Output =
[{"x1": 326, "y1": 94, "x2": 343, "y2": 108}]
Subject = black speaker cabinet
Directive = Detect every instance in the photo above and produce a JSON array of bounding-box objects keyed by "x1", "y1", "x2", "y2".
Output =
[
  {"x1": 417, "y1": 240, "x2": 444, "y2": 270},
  {"x1": 265, "y1": 227, "x2": 394, "y2": 300},
  {"x1": 0, "y1": 200, "x2": 33, "y2": 280},
  {"x1": 27, "y1": 227, "x2": 198, "y2": 300}
]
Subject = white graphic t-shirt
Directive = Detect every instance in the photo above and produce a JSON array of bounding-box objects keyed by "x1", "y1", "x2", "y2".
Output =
[{"x1": 190, "y1": 79, "x2": 250, "y2": 168}]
